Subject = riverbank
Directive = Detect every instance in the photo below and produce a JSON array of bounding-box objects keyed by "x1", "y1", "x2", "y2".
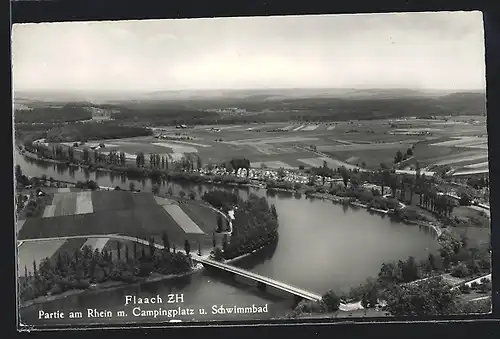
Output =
[
  {"x1": 406, "y1": 220, "x2": 443, "y2": 238},
  {"x1": 18, "y1": 239, "x2": 277, "y2": 310},
  {"x1": 17, "y1": 150, "x2": 449, "y2": 318},
  {"x1": 21, "y1": 150, "x2": 445, "y2": 240},
  {"x1": 304, "y1": 192, "x2": 443, "y2": 238},
  {"x1": 19, "y1": 263, "x2": 204, "y2": 309},
  {"x1": 223, "y1": 241, "x2": 275, "y2": 265},
  {"x1": 21, "y1": 148, "x2": 70, "y2": 166}
]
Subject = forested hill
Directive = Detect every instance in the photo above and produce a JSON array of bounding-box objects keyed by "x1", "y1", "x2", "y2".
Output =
[{"x1": 14, "y1": 89, "x2": 486, "y2": 126}]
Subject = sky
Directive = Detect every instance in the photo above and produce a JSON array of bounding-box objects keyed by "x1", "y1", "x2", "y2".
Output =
[{"x1": 11, "y1": 11, "x2": 486, "y2": 92}]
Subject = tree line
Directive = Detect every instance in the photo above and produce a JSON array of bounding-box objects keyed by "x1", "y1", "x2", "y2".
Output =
[
  {"x1": 44, "y1": 121, "x2": 153, "y2": 143},
  {"x1": 23, "y1": 139, "x2": 203, "y2": 179},
  {"x1": 345, "y1": 230, "x2": 490, "y2": 312},
  {"x1": 15, "y1": 104, "x2": 93, "y2": 124},
  {"x1": 203, "y1": 191, "x2": 279, "y2": 261},
  {"x1": 289, "y1": 229, "x2": 491, "y2": 318},
  {"x1": 19, "y1": 235, "x2": 192, "y2": 303}
]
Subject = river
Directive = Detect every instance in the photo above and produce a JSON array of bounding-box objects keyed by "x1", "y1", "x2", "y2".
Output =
[{"x1": 15, "y1": 150, "x2": 439, "y2": 326}]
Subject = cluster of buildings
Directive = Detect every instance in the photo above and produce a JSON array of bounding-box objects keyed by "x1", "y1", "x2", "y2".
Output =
[{"x1": 196, "y1": 166, "x2": 339, "y2": 186}]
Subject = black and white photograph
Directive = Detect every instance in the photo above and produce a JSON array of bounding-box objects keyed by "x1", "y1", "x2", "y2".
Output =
[{"x1": 13, "y1": 11, "x2": 491, "y2": 329}]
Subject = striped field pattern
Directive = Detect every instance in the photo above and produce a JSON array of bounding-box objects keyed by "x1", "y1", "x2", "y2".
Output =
[
  {"x1": 302, "y1": 125, "x2": 320, "y2": 131},
  {"x1": 57, "y1": 187, "x2": 71, "y2": 193},
  {"x1": 75, "y1": 191, "x2": 93, "y2": 214},
  {"x1": 17, "y1": 191, "x2": 220, "y2": 250},
  {"x1": 81, "y1": 237, "x2": 109, "y2": 251},
  {"x1": 54, "y1": 192, "x2": 77, "y2": 216},
  {"x1": 42, "y1": 205, "x2": 56, "y2": 218},
  {"x1": 162, "y1": 204, "x2": 205, "y2": 234}
]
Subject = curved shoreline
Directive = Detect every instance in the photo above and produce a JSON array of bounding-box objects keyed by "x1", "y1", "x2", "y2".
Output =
[
  {"x1": 304, "y1": 192, "x2": 443, "y2": 238},
  {"x1": 17, "y1": 149, "x2": 444, "y2": 312},
  {"x1": 20, "y1": 147, "x2": 440, "y2": 235},
  {"x1": 18, "y1": 241, "x2": 275, "y2": 309},
  {"x1": 19, "y1": 264, "x2": 204, "y2": 309}
]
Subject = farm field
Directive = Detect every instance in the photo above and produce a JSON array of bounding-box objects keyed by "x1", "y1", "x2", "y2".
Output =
[
  {"x1": 177, "y1": 201, "x2": 219, "y2": 234},
  {"x1": 35, "y1": 116, "x2": 488, "y2": 172},
  {"x1": 41, "y1": 192, "x2": 95, "y2": 218},
  {"x1": 324, "y1": 148, "x2": 410, "y2": 169},
  {"x1": 161, "y1": 204, "x2": 204, "y2": 234},
  {"x1": 52, "y1": 238, "x2": 89, "y2": 257},
  {"x1": 297, "y1": 157, "x2": 360, "y2": 170},
  {"x1": 18, "y1": 240, "x2": 67, "y2": 276},
  {"x1": 17, "y1": 220, "x2": 26, "y2": 233},
  {"x1": 80, "y1": 237, "x2": 110, "y2": 252},
  {"x1": 412, "y1": 144, "x2": 488, "y2": 170},
  {"x1": 17, "y1": 191, "x2": 220, "y2": 249}
]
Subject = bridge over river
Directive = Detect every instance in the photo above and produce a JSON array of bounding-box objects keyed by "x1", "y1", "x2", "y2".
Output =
[{"x1": 18, "y1": 234, "x2": 324, "y2": 303}]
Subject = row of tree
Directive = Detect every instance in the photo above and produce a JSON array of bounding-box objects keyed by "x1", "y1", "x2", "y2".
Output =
[
  {"x1": 394, "y1": 147, "x2": 413, "y2": 164},
  {"x1": 19, "y1": 234, "x2": 193, "y2": 303},
  {"x1": 23, "y1": 138, "x2": 208, "y2": 183},
  {"x1": 44, "y1": 121, "x2": 152, "y2": 143},
  {"x1": 299, "y1": 161, "x2": 472, "y2": 221},
  {"x1": 205, "y1": 192, "x2": 279, "y2": 260},
  {"x1": 292, "y1": 231, "x2": 491, "y2": 318},
  {"x1": 341, "y1": 230, "x2": 490, "y2": 312}
]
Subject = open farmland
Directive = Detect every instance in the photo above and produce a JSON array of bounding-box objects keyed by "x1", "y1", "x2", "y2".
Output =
[
  {"x1": 160, "y1": 204, "x2": 204, "y2": 234},
  {"x1": 409, "y1": 134, "x2": 489, "y2": 172},
  {"x1": 81, "y1": 237, "x2": 110, "y2": 251},
  {"x1": 50, "y1": 238, "x2": 89, "y2": 258},
  {"x1": 83, "y1": 122, "x2": 385, "y2": 169},
  {"x1": 18, "y1": 240, "x2": 67, "y2": 276},
  {"x1": 297, "y1": 157, "x2": 360, "y2": 170},
  {"x1": 41, "y1": 192, "x2": 94, "y2": 218},
  {"x1": 37, "y1": 113, "x2": 488, "y2": 173},
  {"x1": 17, "y1": 220, "x2": 26, "y2": 233},
  {"x1": 51, "y1": 192, "x2": 77, "y2": 216},
  {"x1": 323, "y1": 148, "x2": 410, "y2": 169},
  {"x1": 17, "y1": 191, "x2": 221, "y2": 255},
  {"x1": 178, "y1": 201, "x2": 219, "y2": 233}
]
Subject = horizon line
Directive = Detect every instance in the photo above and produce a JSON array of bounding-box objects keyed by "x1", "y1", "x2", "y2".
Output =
[{"x1": 13, "y1": 87, "x2": 486, "y2": 93}]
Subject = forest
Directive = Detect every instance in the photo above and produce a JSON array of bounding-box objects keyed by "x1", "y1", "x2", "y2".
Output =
[
  {"x1": 202, "y1": 191, "x2": 279, "y2": 260},
  {"x1": 19, "y1": 239, "x2": 191, "y2": 303},
  {"x1": 15, "y1": 104, "x2": 93, "y2": 123},
  {"x1": 44, "y1": 121, "x2": 153, "y2": 142},
  {"x1": 290, "y1": 229, "x2": 491, "y2": 318}
]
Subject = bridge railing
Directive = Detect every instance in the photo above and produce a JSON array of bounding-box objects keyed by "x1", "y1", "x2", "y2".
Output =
[{"x1": 197, "y1": 257, "x2": 322, "y2": 300}]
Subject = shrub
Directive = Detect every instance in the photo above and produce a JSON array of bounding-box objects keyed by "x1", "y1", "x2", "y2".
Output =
[
  {"x1": 478, "y1": 282, "x2": 492, "y2": 294},
  {"x1": 459, "y1": 192, "x2": 471, "y2": 206},
  {"x1": 210, "y1": 247, "x2": 224, "y2": 262},
  {"x1": 451, "y1": 263, "x2": 470, "y2": 278},
  {"x1": 49, "y1": 284, "x2": 63, "y2": 295},
  {"x1": 294, "y1": 300, "x2": 326, "y2": 314},
  {"x1": 120, "y1": 271, "x2": 138, "y2": 283},
  {"x1": 459, "y1": 284, "x2": 471, "y2": 294},
  {"x1": 322, "y1": 290, "x2": 341, "y2": 312},
  {"x1": 137, "y1": 262, "x2": 154, "y2": 277}
]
